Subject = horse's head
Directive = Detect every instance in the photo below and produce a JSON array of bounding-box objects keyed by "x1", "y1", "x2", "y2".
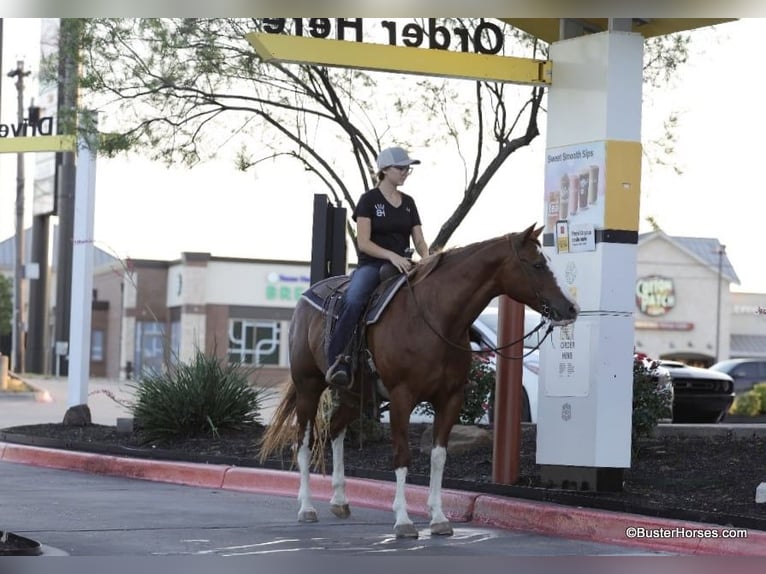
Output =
[{"x1": 505, "y1": 224, "x2": 579, "y2": 325}]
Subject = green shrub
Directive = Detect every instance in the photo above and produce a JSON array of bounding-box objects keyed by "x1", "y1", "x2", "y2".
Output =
[
  {"x1": 414, "y1": 355, "x2": 495, "y2": 425},
  {"x1": 130, "y1": 350, "x2": 264, "y2": 442},
  {"x1": 729, "y1": 390, "x2": 762, "y2": 417},
  {"x1": 751, "y1": 383, "x2": 766, "y2": 414},
  {"x1": 632, "y1": 356, "x2": 673, "y2": 445}
]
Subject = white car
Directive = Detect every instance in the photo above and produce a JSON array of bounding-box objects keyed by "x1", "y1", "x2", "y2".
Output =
[
  {"x1": 381, "y1": 304, "x2": 543, "y2": 424},
  {"x1": 469, "y1": 306, "x2": 543, "y2": 423}
]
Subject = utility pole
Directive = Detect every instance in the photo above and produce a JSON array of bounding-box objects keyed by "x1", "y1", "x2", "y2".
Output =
[
  {"x1": 7, "y1": 60, "x2": 31, "y2": 373},
  {"x1": 54, "y1": 19, "x2": 80, "y2": 377},
  {"x1": 715, "y1": 244, "x2": 726, "y2": 363}
]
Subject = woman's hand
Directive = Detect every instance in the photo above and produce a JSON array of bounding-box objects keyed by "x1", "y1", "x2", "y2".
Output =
[{"x1": 389, "y1": 253, "x2": 413, "y2": 273}]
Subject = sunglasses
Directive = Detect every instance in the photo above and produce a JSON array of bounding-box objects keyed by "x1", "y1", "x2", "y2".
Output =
[{"x1": 391, "y1": 165, "x2": 413, "y2": 175}]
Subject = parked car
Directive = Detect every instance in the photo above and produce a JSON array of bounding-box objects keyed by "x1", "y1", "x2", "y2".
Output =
[
  {"x1": 709, "y1": 358, "x2": 766, "y2": 394},
  {"x1": 470, "y1": 306, "x2": 543, "y2": 423},
  {"x1": 659, "y1": 360, "x2": 735, "y2": 423}
]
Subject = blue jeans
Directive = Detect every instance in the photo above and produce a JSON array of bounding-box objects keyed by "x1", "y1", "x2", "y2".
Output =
[{"x1": 327, "y1": 262, "x2": 384, "y2": 364}]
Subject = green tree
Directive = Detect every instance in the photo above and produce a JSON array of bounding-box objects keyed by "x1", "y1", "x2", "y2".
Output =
[
  {"x1": 60, "y1": 18, "x2": 689, "y2": 250},
  {"x1": 0, "y1": 274, "x2": 12, "y2": 336}
]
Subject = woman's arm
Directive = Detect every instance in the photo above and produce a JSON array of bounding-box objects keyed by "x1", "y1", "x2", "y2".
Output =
[{"x1": 411, "y1": 225, "x2": 429, "y2": 259}]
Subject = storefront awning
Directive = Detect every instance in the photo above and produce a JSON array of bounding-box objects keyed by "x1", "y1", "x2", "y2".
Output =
[{"x1": 730, "y1": 335, "x2": 766, "y2": 358}]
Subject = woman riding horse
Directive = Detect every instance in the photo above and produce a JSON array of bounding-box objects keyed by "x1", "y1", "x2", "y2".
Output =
[{"x1": 260, "y1": 224, "x2": 578, "y2": 539}]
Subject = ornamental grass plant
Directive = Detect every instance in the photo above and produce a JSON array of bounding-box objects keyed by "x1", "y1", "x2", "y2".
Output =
[{"x1": 129, "y1": 350, "x2": 265, "y2": 443}]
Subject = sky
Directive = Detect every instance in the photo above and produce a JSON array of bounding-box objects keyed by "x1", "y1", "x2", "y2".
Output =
[{"x1": 0, "y1": 17, "x2": 764, "y2": 294}]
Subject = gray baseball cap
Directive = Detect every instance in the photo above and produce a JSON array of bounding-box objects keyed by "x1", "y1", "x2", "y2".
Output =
[{"x1": 376, "y1": 146, "x2": 421, "y2": 170}]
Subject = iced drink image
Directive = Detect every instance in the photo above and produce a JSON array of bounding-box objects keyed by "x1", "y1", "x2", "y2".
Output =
[
  {"x1": 569, "y1": 174, "x2": 579, "y2": 216},
  {"x1": 578, "y1": 169, "x2": 589, "y2": 211},
  {"x1": 588, "y1": 165, "x2": 599, "y2": 205},
  {"x1": 546, "y1": 190, "x2": 560, "y2": 231},
  {"x1": 559, "y1": 174, "x2": 570, "y2": 220}
]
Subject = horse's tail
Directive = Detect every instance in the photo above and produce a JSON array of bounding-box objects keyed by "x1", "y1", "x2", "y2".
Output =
[{"x1": 258, "y1": 382, "x2": 298, "y2": 463}]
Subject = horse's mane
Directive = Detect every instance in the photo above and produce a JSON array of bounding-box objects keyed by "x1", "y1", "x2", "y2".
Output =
[{"x1": 407, "y1": 234, "x2": 513, "y2": 287}]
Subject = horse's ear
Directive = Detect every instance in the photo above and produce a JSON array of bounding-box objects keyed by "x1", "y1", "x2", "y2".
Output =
[
  {"x1": 533, "y1": 224, "x2": 544, "y2": 238},
  {"x1": 521, "y1": 223, "x2": 538, "y2": 242}
]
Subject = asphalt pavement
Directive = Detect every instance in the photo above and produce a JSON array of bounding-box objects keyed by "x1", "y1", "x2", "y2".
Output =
[{"x1": 1, "y1": 374, "x2": 765, "y2": 557}]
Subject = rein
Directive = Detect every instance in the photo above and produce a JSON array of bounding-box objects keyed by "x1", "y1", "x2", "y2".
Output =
[{"x1": 404, "y1": 274, "x2": 554, "y2": 361}]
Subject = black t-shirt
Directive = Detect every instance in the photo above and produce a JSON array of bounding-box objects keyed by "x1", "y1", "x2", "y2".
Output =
[{"x1": 354, "y1": 187, "x2": 421, "y2": 266}]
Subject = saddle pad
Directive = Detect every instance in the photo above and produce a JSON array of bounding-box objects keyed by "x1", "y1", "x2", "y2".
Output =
[{"x1": 301, "y1": 273, "x2": 408, "y2": 325}]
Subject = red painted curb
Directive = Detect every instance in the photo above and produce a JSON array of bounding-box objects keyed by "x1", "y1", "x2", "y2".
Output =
[
  {"x1": 222, "y1": 467, "x2": 476, "y2": 521},
  {"x1": 0, "y1": 443, "x2": 228, "y2": 489},
  {"x1": 472, "y1": 495, "x2": 766, "y2": 556},
  {"x1": 2, "y1": 442, "x2": 764, "y2": 554}
]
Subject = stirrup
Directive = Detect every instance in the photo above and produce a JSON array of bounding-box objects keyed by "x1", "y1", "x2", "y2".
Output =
[{"x1": 326, "y1": 355, "x2": 352, "y2": 389}]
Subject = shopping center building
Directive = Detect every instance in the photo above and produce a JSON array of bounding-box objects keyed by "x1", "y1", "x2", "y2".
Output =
[{"x1": 1, "y1": 229, "x2": 765, "y2": 379}]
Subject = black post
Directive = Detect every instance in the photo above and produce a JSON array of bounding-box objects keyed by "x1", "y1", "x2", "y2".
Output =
[
  {"x1": 26, "y1": 105, "x2": 51, "y2": 373},
  {"x1": 26, "y1": 215, "x2": 50, "y2": 373},
  {"x1": 310, "y1": 194, "x2": 347, "y2": 285}
]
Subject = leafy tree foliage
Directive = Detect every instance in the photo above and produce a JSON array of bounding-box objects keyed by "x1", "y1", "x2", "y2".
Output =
[{"x1": 64, "y1": 18, "x2": 689, "y2": 250}]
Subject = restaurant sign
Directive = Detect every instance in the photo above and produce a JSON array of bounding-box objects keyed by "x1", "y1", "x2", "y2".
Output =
[{"x1": 636, "y1": 275, "x2": 676, "y2": 317}]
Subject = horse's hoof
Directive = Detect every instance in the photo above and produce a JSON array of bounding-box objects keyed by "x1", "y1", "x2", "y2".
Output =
[
  {"x1": 298, "y1": 510, "x2": 318, "y2": 523},
  {"x1": 430, "y1": 521, "x2": 454, "y2": 536},
  {"x1": 330, "y1": 503, "x2": 351, "y2": 519},
  {"x1": 394, "y1": 523, "x2": 419, "y2": 539}
]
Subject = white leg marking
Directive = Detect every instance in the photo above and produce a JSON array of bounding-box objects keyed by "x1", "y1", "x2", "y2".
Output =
[
  {"x1": 428, "y1": 446, "x2": 448, "y2": 525},
  {"x1": 330, "y1": 429, "x2": 347, "y2": 506},
  {"x1": 392, "y1": 467, "x2": 413, "y2": 528},
  {"x1": 297, "y1": 423, "x2": 316, "y2": 518}
]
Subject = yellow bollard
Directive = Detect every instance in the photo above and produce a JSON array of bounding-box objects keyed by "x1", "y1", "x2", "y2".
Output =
[{"x1": 0, "y1": 353, "x2": 8, "y2": 391}]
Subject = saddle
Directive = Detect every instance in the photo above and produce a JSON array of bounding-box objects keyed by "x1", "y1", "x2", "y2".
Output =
[{"x1": 301, "y1": 265, "x2": 409, "y2": 381}]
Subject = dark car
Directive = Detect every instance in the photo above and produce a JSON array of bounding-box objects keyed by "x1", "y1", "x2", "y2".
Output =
[
  {"x1": 659, "y1": 360, "x2": 735, "y2": 423},
  {"x1": 709, "y1": 358, "x2": 766, "y2": 394}
]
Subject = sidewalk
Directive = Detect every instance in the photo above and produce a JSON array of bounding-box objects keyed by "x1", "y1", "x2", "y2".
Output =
[{"x1": 0, "y1": 374, "x2": 285, "y2": 428}]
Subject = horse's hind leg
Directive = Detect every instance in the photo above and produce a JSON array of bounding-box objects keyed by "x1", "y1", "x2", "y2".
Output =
[
  {"x1": 295, "y1": 379, "x2": 324, "y2": 523},
  {"x1": 327, "y1": 401, "x2": 359, "y2": 519}
]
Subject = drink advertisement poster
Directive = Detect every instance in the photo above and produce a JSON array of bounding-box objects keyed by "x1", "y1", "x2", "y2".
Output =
[{"x1": 543, "y1": 141, "x2": 606, "y2": 235}]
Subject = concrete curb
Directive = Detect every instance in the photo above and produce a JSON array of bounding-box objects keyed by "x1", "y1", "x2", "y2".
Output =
[
  {"x1": 0, "y1": 443, "x2": 229, "y2": 488},
  {"x1": 1, "y1": 441, "x2": 764, "y2": 555},
  {"x1": 472, "y1": 495, "x2": 766, "y2": 556}
]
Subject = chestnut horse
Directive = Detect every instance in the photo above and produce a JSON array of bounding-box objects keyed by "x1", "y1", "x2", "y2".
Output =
[{"x1": 259, "y1": 224, "x2": 578, "y2": 538}]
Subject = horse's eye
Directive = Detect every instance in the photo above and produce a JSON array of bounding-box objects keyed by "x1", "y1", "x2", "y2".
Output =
[{"x1": 533, "y1": 261, "x2": 544, "y2": 270}]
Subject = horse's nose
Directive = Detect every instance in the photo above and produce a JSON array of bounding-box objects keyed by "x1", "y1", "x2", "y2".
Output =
[{"x1": 570, "y1": 301, "x2": 580, "y2": 317}]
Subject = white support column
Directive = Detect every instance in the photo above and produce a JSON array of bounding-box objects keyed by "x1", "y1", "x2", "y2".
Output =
[
  {"x1": 67, "y1": 115, "x2": 98, "y2": 407},
  {"x1": 537, "y1": 31, "x2": 644, "y2": 489}
]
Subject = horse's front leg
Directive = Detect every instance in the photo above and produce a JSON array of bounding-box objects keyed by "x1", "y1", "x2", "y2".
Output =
[
  {"x1": 427, "y1": 445, "x2": 452, "y2": 534},
  {"x1": 427, "y1": 395, "x2": 463, "y2": 536},
  {"x1": 389, "y1": 392, "x2": 419, "y2": 538}
]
